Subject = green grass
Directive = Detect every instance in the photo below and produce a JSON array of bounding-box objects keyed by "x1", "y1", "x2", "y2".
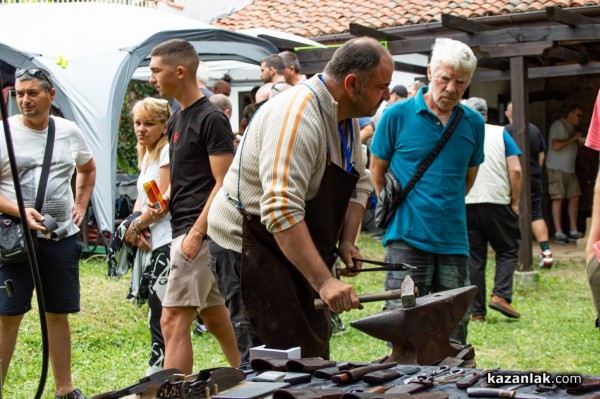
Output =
[{"x1": 3, "y1": 233, "x2": 600, "y2": 398}]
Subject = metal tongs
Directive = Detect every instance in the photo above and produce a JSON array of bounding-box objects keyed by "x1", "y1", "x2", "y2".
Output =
[{"x1": 344, "y1": 257, "x2": 416, "y2": 273}]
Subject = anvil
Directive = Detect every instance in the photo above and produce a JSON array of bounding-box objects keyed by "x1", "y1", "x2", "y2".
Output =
[{"x1": 350, "y1": 285, "x2": 477, "y2": 365}]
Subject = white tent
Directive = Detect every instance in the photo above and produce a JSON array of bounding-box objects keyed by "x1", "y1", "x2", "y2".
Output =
[{"x1": 0, "y1": 2, "x2": 278, "y2": 234}]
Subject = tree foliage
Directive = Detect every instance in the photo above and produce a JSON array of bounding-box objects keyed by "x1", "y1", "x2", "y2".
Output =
[{"x1": 117, "y1": 80, "x2": 159, "y2": 174}]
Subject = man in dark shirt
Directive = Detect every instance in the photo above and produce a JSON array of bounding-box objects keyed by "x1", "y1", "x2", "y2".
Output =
[
  {"x1": 505, "y1": 101, "x2": 553, "y2": 268},
  {"x1": 149, "y1": 39, "x2": 240, "y2": 373}
]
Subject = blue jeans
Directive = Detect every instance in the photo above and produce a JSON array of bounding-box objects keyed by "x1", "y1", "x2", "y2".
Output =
[{"x1": 384, "y1": 240, "x2": 470, "y2": 344}]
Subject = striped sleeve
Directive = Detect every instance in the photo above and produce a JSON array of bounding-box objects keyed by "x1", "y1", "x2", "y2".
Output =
[{"x1": 259, "y1": 90, "x2": 322, "y2": 233}]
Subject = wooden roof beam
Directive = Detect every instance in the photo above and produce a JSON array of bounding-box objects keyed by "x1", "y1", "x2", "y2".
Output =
[
  {"x1": 441, "y1": 14, "x2": 494, "y2": 33},
  {"x1": 479, "y1": 41, "x2": 554, "y2": 58},
  {"x1": 477, "y1": 58, "x2": 510, "y2": 70},
  {"x1": 393, "y1": 61, "x2": 427, "y2": 75},
  {"x1": 349, "y1": 23, "x2": 403, "y2": 41},
  {"x1": 471, "y1": 61, "x2": 600, "y2": 82},
  {"x1": 547, "y1": 45, "x2": 589, "y2": 64},
  {"x1": 546, "y1": 6, "x2": 599, "y2": 27}
]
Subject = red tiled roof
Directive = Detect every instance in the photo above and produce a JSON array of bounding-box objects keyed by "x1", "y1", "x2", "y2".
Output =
[{"x1": 213, "y1": 0, "x2": 600, "y2": 38}]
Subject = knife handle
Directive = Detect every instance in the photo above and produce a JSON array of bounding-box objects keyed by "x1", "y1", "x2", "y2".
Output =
[
  {"x1": 456, "y1": 371, "x2": 484, "y2": 389},
  {"x1": 467, "y1": 388, "x2": 515, "y2": 398}
]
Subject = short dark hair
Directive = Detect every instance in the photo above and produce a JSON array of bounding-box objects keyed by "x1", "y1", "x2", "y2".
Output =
[
  {"x1": 261, "y1": 55, "x2": 285, "y2": 75},
  {"x1": 150, "y1": 39, "x2": 199, "y2": 76},
  {"x1": 391, "y1": 85, "x2": 407, "y2": 97},
  {"x1": 278, "y1": 51, "x2": 300, "y2": 73},
  {"x1": 323, "y1": 37, "x2": 390, "y2": 85},
  {"x1": 567, "y1": 104, "x2": 583, "y2": 114}
]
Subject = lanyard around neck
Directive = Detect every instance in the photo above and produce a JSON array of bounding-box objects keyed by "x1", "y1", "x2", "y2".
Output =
[
  {"x1": 338, "y1": 121, "x2": 354, "y2": 173},
  {"x1": 320, "y1": 74, "x2": 354, "y2": 173}
]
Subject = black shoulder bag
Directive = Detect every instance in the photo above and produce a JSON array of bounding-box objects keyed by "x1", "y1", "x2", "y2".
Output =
[
  {"x1": 374, "y1": 106, "x2": 464, "y2": 229},
  {"x1": 0, "y1": 118, "x2": 55, "y2": 264}
]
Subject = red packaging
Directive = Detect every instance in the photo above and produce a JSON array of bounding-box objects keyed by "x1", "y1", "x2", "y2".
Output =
[{"x1": 143, "y1": 180, "x2": 166, "y2": 211}]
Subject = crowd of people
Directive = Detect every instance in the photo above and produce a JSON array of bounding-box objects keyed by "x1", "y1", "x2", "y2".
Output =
[{"x1": 0, "y1": 35, "x2": 599, "y2": 399}]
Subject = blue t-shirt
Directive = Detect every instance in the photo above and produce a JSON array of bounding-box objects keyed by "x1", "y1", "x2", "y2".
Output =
[
  {"x1": 358, "y1": 117, "x2": 372, "y2": 129},
  {"x1": 503, "y1": 129, "x2": 521, "y2": 157},
  {"x1": 371, "y1": 87, "x2": 485, "y2": 255}
]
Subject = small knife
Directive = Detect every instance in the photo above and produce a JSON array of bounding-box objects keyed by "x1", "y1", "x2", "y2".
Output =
[
  {"x1": 456, "y1": 368, "x2": 494, "y2": 389},
  {"x1": 466, "y1": 387, "x2": 545, "y2": 399}
]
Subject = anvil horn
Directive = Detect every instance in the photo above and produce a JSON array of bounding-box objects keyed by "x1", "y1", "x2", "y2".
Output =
[{"x1": 350, "y1": 285, "x2": 477, "y2": 365}]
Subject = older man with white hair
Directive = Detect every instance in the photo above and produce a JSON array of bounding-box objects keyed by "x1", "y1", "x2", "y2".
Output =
[{"x1": 370, "y1": 37, "x2": 485, "y2": 344}]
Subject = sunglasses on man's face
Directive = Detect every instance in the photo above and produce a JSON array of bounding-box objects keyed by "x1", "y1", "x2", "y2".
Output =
[{"x1": 15, "y1": 68, "x2": 53, "y2": 87}]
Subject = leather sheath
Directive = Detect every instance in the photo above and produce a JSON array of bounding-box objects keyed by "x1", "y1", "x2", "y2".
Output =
[
  {"x1": 314, "y1": 363, "x2": 371, "y2": 380},
  {"x1": 286, "y1": 357, "x2": 336, "y2": 372},
  {"x1": 363, "y1": 369, "x2": 403, "y2": 384},
  {"x1": 314, "y1": 366, "x2": 342, "y2": 380},
  {"x1": 250, "y1": 358, "x2": 289, "y2": 372},
  {"x1": 332, "y1": 363, "x2": 397, "y2": 384},
  {"x1": 566, "y1": 377, "x2": 600, "y2": 393}
]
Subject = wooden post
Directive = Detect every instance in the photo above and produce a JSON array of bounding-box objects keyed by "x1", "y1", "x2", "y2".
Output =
[{"x1": 510, "y1": 56, "x2": 533, "y2": 272}]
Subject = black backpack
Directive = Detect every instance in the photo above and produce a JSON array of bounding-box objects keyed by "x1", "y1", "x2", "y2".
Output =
[{"x1": 115, "y1": 194, "x2": 134, "y2": 221}]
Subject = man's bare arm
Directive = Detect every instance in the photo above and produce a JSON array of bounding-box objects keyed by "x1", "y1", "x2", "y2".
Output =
[
  {"x1": 552, "y1": 131, "x2": 583, "y2": 151},
  {"x1": 586, "y1": 170, "x2": 600, "y2": 264},
  {"x1": 182, "y1": 152, "x2": 233, "y2": 259},
  {"x1": 274, "y1": 222, "x2": 360, "y2": 313},
  {"x1": 72, "y1": 158, "x2": 96, "y2": 226},
  {"x1": 506, "y1": 155, "x2": 522, "y2": 214},
  {"x1": 370, "y1": 155, "x2": 389, "y2": 195},
  {"x1": 465, "y1": 165, "x2": 479, "y2": 195}
]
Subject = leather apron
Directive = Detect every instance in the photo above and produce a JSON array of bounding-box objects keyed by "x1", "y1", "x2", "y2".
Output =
[{"x1": 241, "y1": 161, "x2": 359, "y2": 358}]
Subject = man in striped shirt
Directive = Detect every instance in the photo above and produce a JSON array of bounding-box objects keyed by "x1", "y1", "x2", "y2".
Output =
[{"x1": 208, "y1": 37, "x2": 393, "y2": 363}]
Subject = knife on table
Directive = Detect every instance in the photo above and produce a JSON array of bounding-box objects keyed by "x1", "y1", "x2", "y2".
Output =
[
  {"x1": 466, "y1": 387, "x2": 545, "y2": 399},
  {"x1": 456, "y1": 368, "x2": 495, "y2": 389}
]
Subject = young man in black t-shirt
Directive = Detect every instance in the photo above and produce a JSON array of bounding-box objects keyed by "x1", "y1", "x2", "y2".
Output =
[{"x1": 149, "y1": 39, "x2": 240, "y2": 373}]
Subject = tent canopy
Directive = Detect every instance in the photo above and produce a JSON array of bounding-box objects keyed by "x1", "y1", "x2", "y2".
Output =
[{"x1": 0, "y1": 2, "x2": 278, "y2": 233}]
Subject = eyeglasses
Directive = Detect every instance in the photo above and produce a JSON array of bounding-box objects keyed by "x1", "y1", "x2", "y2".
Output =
[{"x1": 15, "y1": 68, "x2": 53, "y2": 87}]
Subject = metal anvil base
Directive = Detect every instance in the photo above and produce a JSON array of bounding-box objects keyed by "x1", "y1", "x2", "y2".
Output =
[{"x1": 350, "y1": 285, "x2": 477, "y2": 365}]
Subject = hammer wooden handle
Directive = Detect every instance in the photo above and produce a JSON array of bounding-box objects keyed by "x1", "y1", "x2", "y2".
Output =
[{"x1": 314, "y1": 289, "x2": 403, "y2": 310}]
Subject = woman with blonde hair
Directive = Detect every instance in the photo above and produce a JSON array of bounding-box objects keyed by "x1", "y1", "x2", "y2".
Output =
[{"x1": 124, "y1": 97, "x2": 172, "y2": 375}]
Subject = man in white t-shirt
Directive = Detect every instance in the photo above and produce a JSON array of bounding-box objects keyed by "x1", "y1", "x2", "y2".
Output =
[{"x1": 0, "y1": 68, "x2": 96, "y2": 399}]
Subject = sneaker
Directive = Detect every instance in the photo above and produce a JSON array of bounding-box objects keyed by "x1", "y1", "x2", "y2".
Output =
[
  {"x1": 55, "y1": 388, "x2": 87, "y2": 399},
  {"x1": 539, "y1": 249, "x2": 553, "y2": 268},
  {"x1": 470, "y1": 314, "x2": 485, "y2": 322},
  {"x1": 568, "y1": 231, "x2": 584, "y2": 241},
  {"x1": 192, "y1": 321, "x2": 208, "y2": 336},
  {"x1": 554, "y1": 232, "x2": 569, "y2": 244},
  {"x1": 489, "y1": 295, "x2": 521, "y2": 319}
]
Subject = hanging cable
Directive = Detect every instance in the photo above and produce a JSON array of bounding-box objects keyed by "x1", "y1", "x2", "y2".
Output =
[{"x1": 0, "y1": 74, "x2": 49, "y2": 399}]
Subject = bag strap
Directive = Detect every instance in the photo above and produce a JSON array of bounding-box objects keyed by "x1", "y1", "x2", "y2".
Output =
[
  {"x1": 34, "y1": 117, "x2": 55, "y2": 212},
  {"x1": 398, "y1": 105, "x2": 464, "y2": 202}
]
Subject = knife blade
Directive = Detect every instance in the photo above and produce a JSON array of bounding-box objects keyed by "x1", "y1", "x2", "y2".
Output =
[
  {"x1": 208, "y1": 367, "x2": 247, "y2": 392},
  {"x1": 466, "y1": 387, "x2": 545, "y2": 399}
]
